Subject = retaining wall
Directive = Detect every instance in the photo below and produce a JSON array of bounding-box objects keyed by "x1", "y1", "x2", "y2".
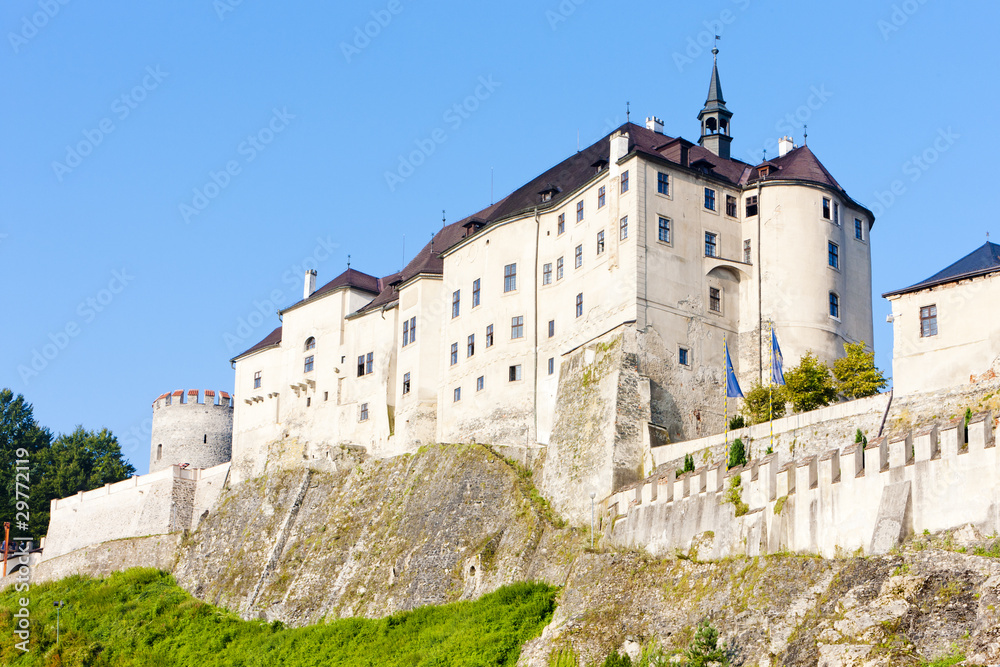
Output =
[{"x1": 609, "y1": 412, "x2": 999, "y2": 558}]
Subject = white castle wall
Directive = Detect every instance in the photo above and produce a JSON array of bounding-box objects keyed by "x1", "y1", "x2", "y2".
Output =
[
  {"x1": 42, "y1": 463, "x2": 230, "y2": 561},
  {"x1": 608, "y1": 412, "x2": 999, "y2": 558}
]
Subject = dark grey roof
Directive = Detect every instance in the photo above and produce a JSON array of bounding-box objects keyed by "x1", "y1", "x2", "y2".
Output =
[
  {"x1": 699, "y1": 51, "x2": 730, "y2": 116},
  {"x1": 883, "y1": 242, "x2": 1000, "y2": 297}
]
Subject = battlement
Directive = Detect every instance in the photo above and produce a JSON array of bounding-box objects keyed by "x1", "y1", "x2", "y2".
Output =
[
  {"x1": 153, "y1": 389, "x2": 233, "y2": 409},
  {"x1": 609, "y1": 412, "x2": 999, "y2": 558}
]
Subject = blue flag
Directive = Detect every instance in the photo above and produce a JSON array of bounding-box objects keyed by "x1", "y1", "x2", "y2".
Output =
[
  {"x1": 771, "y1": 328, "x2": 785, "y2": 386},
  {"x1": 725, "y1": 341, "x2": 743, "y2": 398}
]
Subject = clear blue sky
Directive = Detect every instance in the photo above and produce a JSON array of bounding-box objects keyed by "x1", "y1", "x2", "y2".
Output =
[{"x1": 2, "y1": 0, "x2": 996, "y2": 474}]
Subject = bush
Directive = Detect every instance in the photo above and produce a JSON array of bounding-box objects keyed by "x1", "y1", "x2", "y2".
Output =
[
  {"x1": 677, "y1": 453, "x2": 696, "y2": 478},
  {"x1": 783, "y1": 351, "x2": 837, "y2": 413},
  {"x1": 728, "y1": 415, "x2": 745, "y2": 430},
  {"x1": 600, "y1": 651, "x2": 632, "y2": 667},
  {"x1": 684, "y1": 620, "x2": 729, "y2": 666},
  {"x1": 832, "y1": 342, "x2": 887, "y2": 399},
  {"x1": 728, "y1": 438, "x2": 747, "y2": 469},
  {"x1": 855, "y1": 428, "x2": 867, "y2": 447},
  {"x1": 741, "y1": 382, "x2": 786, "y2": 425}
]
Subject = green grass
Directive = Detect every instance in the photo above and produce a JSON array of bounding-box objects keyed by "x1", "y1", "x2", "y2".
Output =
[{"x1": 0, "y1": 568, "x2": 558, "y2": 666}]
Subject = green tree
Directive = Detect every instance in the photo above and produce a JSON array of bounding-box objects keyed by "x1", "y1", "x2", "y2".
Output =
[
  {"x1": 29, "y1": 427, "x2": 136, "y2": 537},
  {"x1": 783, "y1": 352, "x2": 837, "y2": 413},
  {"x1": 684, "y1": 620, "x2": 729, "y2": 666},
  {"x1": 741, "y1": 382, "x2": 786, "y2": 425},
  {"x1": 0, "y1": 389, "x2": 52, "y2": 540},
  {"x1": 832, "y1": 342, "x2": 888, "y2": 399}
]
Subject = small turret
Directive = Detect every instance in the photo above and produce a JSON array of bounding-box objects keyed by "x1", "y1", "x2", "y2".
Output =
[
  {"x1": 697, "y1": 47, "x2": 733, "y2": 160},
  {"x1": 150, "y1": 389, "x2": 233, "y2": 473}
]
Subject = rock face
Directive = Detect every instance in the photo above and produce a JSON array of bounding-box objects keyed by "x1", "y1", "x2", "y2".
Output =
[
  {"x1": 518, "y1": 548, "x2": 1000, "y2": 667},
  {"x1": 173, "y1": 444, "x2": 579, "y2": 624}
]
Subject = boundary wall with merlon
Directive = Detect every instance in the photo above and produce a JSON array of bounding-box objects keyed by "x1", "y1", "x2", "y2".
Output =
[
  {"x1": 42, "y1": 463, "x2": 230, "y2": 561},
  {"x1": 609, "y1": 412, "x2": 999, "y2": 558},
  {"x1": 649, "y1": 393, "x2": 889, "y2": 471}
]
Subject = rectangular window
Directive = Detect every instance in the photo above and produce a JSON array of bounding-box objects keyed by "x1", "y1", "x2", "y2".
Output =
[
  {"x1": 575, "y1": 293, "x2": 583, "y2": 318},
  {"x1": 678, "y1": 347, "x2": 690, "y2": 366},
  {"x1": 511, "y1": 316, "x2": 524, "y2": 339},
  {"x1": 658, "y1": 217, "x2": 670, "y2": 243},
  {"x1": 745, "y1": 195, "x2": 758, "y2": 217},
  {"x1": 467, "y1": 334, "x2": 475, "y2": 357},
  {"x1": 834, "y1": 202, "x2": 840, "y2": 225},
  {"x1": 365, "y1": 352, "x2": 373, "y2": 375},
  {"x1": 704, "y1": 188, "x2": 716, "y2": 211},
  {"x1": 596, "y1": 231, "x2": 605, "y2": 255},
  {"x1": 576, "y1": 200, "x2": 584, "y2": 222},
  {"x1": 360, "y1": 403, "x2": 369, "y2": 421},
  {"x1": 828, "y1": 242, "x2": 839, "y2": 269},
  {"x1": 476, "y1": 376, "x2": 484, "y2": 391},
  {"x1": 920, "y1": 305, "x2": 938, "y2": 337},
  {"x1": 705, "y1": 232, "x2": 717, "y2": 257},
  {"x1": 509, "y1": 364, "x2": 522, "y2": 382},
  {"x1": 357, "y1": 355, "x2": 365, "y2": 377},
  {"x1": 709, "y1": 287, "x2": 721, "y2": 313},
  {"x1": 253, "y1": 371, "x2": 261, "y2": 389},
  {"x1": 556, "y1": 257, "x2": 564, "y2": 280},
  {"x1": 542, "y1": 262, "x2": 552, "y2": 285},
  {"x1": 598, "y1": 185, "x2": 606, "y2": 208},
  {"x1": 409, "y1": 316, "x2": 416, "y2": 343},
  {"x1": 306, "y1": 398, "x2": 313, "y2": 409},
  {"x1": 486, "y1": 324, "x2": 494, "y2": 347},
  {"x1": 557, "y1": 212, "x2": 565, "y2": 235},
  {"x1": 548, "y1": 357, "x2": 555, "y2": 375},
  {"x1": 822, "y1": 197, "x2": 831, "y2": 219},
  {"x1": 304, "y1": 355, "x2": 314, "y2": 373},
  {"x1": 504, "y1": 263, "x2": 517, "y2": 292},
  {"x1": 743, "y1": 239, "x2": 752, "y2": 264},
  {"x1": 450, "y1": 342, "x2": 458, "y2": 366},
  {"x1": 472, "y1": 278, "x2": 481, "y2": 307},
  {"x1": 620, "y1": 216, "x2": 628, "y2": 240},
  {"x1": 657, "y1": 172, "x2": 669, "y2": 195},
  {"x1": 452, "y1": 290, "x2": 460, "y2": 318},
  {"x1": 402, "y1": 372, "x2": 411, "y2": 394},
  {"x1": 621, "y1": 169, "x2": 629, "y2": 193},
  {"x1": 548, "y1": 320, "x2": 555, "y2": 338},
  {"x1": 855, "y1": 218, "x2": 864, "y2": 240},
  {"x1": 575, "y1": 244, "x2": 583, "y2": 268},
  {"x1": 402, "y1": 319, "x2": 410, "y2": 346},
  {"x1": 726, "y1": 195, "x2": 737, "y2": 217},
  {"x1": 829, "y1": 292, "x2": 840, "y2": 318},
  {"x1": 324, "y1": 391, "x2": 328, "y2": 401},
  {"x1": 453, "y1": 387, "x2": 461, "y2": 402}
]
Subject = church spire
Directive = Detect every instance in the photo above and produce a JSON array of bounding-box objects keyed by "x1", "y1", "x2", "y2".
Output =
[{"x1": 697, "y1": 46, "x2": 734, "y2": 159}]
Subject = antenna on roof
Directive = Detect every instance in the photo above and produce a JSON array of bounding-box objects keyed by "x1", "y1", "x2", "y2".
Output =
[
  {"x1": 442, "y1": 210, "x2": 446, "y2": 228},
  {"x1": 577, "y1": 130, "x2": 580, "y2": 152},
  {"x1": 491, "y1": 167, "x2": 494, "y2": 204},
  {"x1": 626, "y1": 101, "x2": 630, "y2": 123},
  {"x1": 401, "y1": 234, "x2": 405, "y2": 272},
  {"x1": 429, "y1": 232, "x2": 434, "y2": 256},
  {"x1": 803, "y1": 124, "x2": 808, "y2": 145},
  {"x1": 347, "y1": 254, "x2": 351, "y2": 270}
]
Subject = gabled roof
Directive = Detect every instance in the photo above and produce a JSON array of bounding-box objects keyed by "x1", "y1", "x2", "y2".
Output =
[
  {"x1": 883, "y1": 242, "x2": 1000, "y2": 297},
  {"x1": 232, "y1": 326, "x2": 282, "y2": 362}
]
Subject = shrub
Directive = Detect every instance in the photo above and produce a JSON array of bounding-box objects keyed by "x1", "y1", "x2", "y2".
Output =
[
  {"x1": 728, "y1": 415, "x2": 745, "y2": 430},
  {"x1": 855, "y1": 428, "x2": 867, "y2": 447},
  {"x1": 600, "y1": 651, "x2": 632, "y2": 667},
  {"x1": 741, "y1": 382, "x2": 786, "y2": 425},
  {"x1": 728, "y1": 438, "x2": 747, "y2": 469},
  {"x1": 832, "y1": 341, "x2": 888, "y2": 399},
  {"x1": 783, "y1": 352, "x2": 837, "y2": 413}
]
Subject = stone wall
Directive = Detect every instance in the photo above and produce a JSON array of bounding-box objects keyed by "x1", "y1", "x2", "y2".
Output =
[
  {"x1": 608, "y1": 412, "x2": 999, "y2": 558},
  {"x1": 30, "y1": 534, "x2": 182, "y2": 585}
]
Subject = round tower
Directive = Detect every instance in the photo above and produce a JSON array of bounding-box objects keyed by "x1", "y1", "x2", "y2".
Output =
[{"x1": 149, "y1": 389, "x2": 234, "y2": 473}]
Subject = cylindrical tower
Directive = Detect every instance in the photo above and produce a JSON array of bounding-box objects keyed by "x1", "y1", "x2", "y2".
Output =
[{"x1": 149, "y1": 389, "x2": 234, "y2": 473}]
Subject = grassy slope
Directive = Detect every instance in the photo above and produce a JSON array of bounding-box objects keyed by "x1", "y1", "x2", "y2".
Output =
[{"x1": 0, "y1": 569, "x2": 558, "y2": 666}]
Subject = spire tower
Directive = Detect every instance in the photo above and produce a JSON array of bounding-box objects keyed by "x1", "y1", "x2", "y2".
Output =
[{"x1": 697, "y1": 47, "x2": 734, "y2": 159}]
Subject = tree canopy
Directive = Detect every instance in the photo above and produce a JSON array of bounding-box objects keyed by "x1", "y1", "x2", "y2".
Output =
[
  {"x1": 833, "y1": 341, "x2": 888, "y2": 399},
  {"x1": 783, "y1": 352, "x2": 838, "y2": 413}
]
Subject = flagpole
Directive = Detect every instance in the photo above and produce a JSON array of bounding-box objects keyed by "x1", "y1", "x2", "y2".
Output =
[
  {"x1": 769, "y1": 321, "x2": 774, "y2": 455},
  {"x1": 724, "y1": 334, "x2": 728, "y2": 449}
]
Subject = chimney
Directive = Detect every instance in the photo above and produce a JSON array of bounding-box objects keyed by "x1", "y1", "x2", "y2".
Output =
[
  {"x1": 778, "y1": 136, "x2": 795, "y2": 158},
  {"x1": 304, "y1": 269, "x2": 317, "y2": 299},
  {"x1": 645, "y1": 116, "x2": 664, "y2": 134},
  {"x1": 609, "y1": 130, "x2": 630, "y2": 163}
]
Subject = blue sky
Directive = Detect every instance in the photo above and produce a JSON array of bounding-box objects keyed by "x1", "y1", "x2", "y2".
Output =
[{"x1": 1, "y1": 0, "x2": 995, "y2": 474}]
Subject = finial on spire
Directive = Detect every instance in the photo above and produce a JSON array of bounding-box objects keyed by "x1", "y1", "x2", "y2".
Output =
[
  {"x1": 803, "y1": 124, "x2": 808, "y2": 145},
  {"x1": 347, "y1": 254, "x2": 351, "y2": 269},
  {"x1": 762, "y1": 149, "x2": 767, "y2": 161},
  {"x1": 442, "y1": 210, "x2": 446, "y2": 228},
  {"x1": 713, "y1": 34, "x2": 720, "y2": 60},
  {"x1": 626, "y1": 101, "x2": 630, "y2": 123}
]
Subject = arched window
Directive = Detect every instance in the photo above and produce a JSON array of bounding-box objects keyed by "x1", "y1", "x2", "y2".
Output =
[
  {"x1": 705, "y1": 117, "x2": 718, "y2": 134},
  {"x1": 304, "y1": 337, "x2": 316, "y2": 351}
]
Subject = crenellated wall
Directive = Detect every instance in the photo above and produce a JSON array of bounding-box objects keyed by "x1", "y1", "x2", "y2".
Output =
[
  {"x1": 42, "y1": 463, "x2": 230, "y2": 561},
  {"x1": 150, "y1": 389, "x2": 233, "y2": 473},
  {"x1": 607, "y1": 412, "x2": 999, "y2": 558}
]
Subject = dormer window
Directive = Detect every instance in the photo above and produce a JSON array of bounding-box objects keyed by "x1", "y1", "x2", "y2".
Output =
[
  {"x1": 591, "y1": 158, "x2": 608, "y2": 173},
  {"x1": 757, "y1": 166, "x2": 770, "y2": 178},
  {"x1": 538, "y1": 185, "x2": 560, "y2": 203}
]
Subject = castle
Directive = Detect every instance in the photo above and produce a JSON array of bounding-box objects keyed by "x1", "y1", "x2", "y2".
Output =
[{"x1": 28, "y1": 53, "x2": 1000, "y2": 572}]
